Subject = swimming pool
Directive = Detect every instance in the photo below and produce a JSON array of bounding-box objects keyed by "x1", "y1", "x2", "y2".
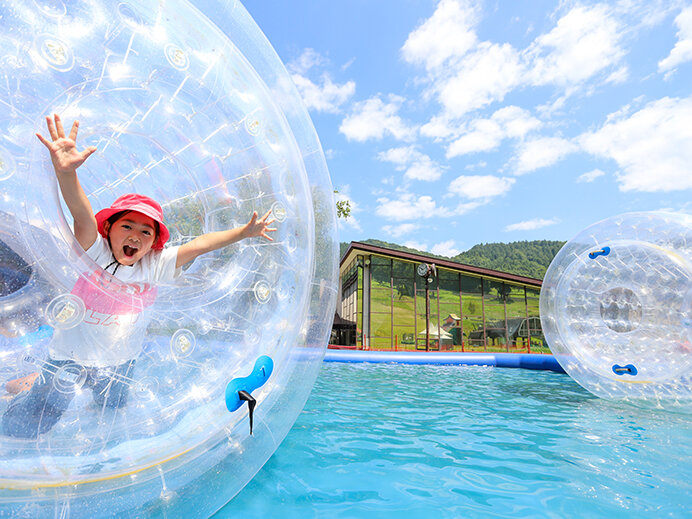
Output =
[{"x1": 215, "y1": 362, "x2": 691, "y2": 518}]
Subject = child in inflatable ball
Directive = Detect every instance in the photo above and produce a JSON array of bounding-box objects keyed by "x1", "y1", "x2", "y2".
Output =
[{"x1": 2, "y1": 114, "x2": 276, "y2": 438}]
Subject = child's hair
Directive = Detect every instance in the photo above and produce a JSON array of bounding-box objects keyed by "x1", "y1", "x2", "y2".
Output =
[{"x1": 105, "y1": 210, "x2": 160, "y2": 244}]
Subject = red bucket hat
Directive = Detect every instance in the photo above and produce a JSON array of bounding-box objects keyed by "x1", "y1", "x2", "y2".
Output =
[{"x1": 94, "y1": 194, "x2": 170, "y2": 250}]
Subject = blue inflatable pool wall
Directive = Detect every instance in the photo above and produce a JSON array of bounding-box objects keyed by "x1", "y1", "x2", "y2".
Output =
[{"x1": 324, "y1": 351, "x2": 565, "y2": 373}]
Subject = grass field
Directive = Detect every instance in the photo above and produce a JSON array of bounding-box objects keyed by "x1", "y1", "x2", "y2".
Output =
[{"x1": 365, "y1": 279, "x2": 548, "y2": 353}]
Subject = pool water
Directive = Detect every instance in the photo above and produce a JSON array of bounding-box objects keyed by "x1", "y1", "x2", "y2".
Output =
[{"x1": 215, "y1": 363, "x2": 691, "y2": 518}]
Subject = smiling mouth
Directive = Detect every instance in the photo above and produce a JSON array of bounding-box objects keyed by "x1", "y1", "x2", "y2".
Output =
[{"x1": 123, "y1": 245, "x2": 138, "y2": 258}]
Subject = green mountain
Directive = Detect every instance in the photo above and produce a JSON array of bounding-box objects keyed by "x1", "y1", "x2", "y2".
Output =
[{"x1": 340, "y1": 239, "x2": 565, "y2": 280}]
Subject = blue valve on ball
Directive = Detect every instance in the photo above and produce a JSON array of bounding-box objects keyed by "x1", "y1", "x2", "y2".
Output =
[
  {"x1": 225, "y1": 355, "x2": 274, "y2": 435},
  {"x1": 588, "y1": 246, "x2": 611, "y2": 259},
  {"x1": 612, "y1": 363, "x2": 638, "y2": 376}
]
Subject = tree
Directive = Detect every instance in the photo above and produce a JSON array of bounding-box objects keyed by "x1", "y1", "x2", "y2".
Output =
[{"x1": 334, "y1": 189, "x2": 351, "y2": 219}]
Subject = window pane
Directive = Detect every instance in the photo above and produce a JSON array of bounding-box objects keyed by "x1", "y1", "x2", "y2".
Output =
[
  {"x1": 438, "y1": 268, "x2": 458, "y2": 287},
  {"x1": 484, "y1": 280, "x2": 505, "y2": 304},
  {"x1": 392, "y1": 292, "x2": 415, "y2": 326},
  {"x1": 369, "y1": 336, "x2": 391, "y2": 349},
  {"x1": 415, "y1": 289, "x2": 431, "y2": 325},
  {"x1": 465, "y1": 317, "x2": 485, "y2": 350},
  {"x1": 371, "y1": 263, "x2": 390, "y2": 288},
  {"x1": 527, "y1": 288, "x2": 540, "y2": 318},
  {"x1": 393, "y1": 324, "x2": 416, "y2": 350},
  {"x1": 371, "y1": 255, "x2": 391, "y2": 266},
  {"x1": 371, "y1": 312, "x2": 392, "y2": 340},
  {"x1": 462, "y1": 293, "x2": 482, "y2": 319},
  {"x1": 484, "y1": 304, "x2": 505, "y2": 324},
  {"x1": 461, "y1": 275, "x2": 482, "y2": 295},
  {"x1": 371, "y1": 287, "x2": 391, "y2": 313},
  {"x1": 483, "y1": 304, "x2": 507, "y2": 351},
  {"x1": 438, "y1": 272, "x2": 461, "y2": 349},
  {"x1": 505, "y1": 284, "x2": 526, "y2": 352},
  {"x1": 392, "y1": 260, "x2": 414, "y2": 279},
  {"x1": 357, "y1": 309, "x2": 362, "y2": 346},
  {"x1": 392, "y1": 277, "x2": 414, "y2": 300}
]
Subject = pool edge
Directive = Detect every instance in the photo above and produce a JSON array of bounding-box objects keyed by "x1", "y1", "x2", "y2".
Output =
[{"x1": 323, "y1": 350, "x2": 565, "y2": 373}]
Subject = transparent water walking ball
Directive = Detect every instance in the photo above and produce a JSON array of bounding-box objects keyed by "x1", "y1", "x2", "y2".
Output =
[
  {"x1": 0, "y1": 1, "x2": 338, "y2": 517},
  {"x1": 540, "y1": 212, "x2": 692, "y2": 411}
]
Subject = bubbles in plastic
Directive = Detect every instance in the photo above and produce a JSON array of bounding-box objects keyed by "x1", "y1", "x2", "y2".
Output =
[
  {"x1": 540, "y1": 212, "x2": 692, "y2": 411},
  {"x1": 0, "y1": 1, "x2": 338, "y2": 517}
]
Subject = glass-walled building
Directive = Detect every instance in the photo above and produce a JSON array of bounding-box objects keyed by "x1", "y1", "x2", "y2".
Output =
[{"x1": 337, "y1": 242, "x2": 546, "y2": 353}]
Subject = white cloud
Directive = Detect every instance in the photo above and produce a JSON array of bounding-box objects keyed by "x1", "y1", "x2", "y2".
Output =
[
  {"x1": 504, "y1": 218, "x2": 558, "y2": 232},
  {"x1": 465, "y1": 160, "x2": 487, "y2": 171},
  {"x1": 514, "y1": 136, "x2": 578, "y2": 175},
  {"x1": 400, "y1": 239, "x2": 461, "y2": 257},
  {"x1": 404, "y1": 159, "x2": 445, "y2": 182},
  {"x1": 375, "y1": 193, "x2": 445, "y2": 221},
  {"x1": 382, "y1": 223, "x2": 421, "y2": 238},
  {"x1": 403, "y1": 240, "x2": 429, "y2": 252},
  {"x1": 605, "y1": 65, "x2": 629, "y2": 84},
  {"x1": 618, "y1": 0, "x2": 686, "y2": 29},
  {"x1": 377, "y1": 146, "x2": 418, "y2": 167},
  {"x1": 402, "y1": 0, "x2": 523, "y2": 118},
  {"x1": 287, "y1": 48, "x2": 325, "y2": 75},
  {"x1": 420, "y1": 115, "x2": 459, "y2": 140},
  {"x1": 446, "y1": 106, "x2": 541, "y2": 158},
  {"x1": 447, "y1": 119, "x2": 502, "y2": 157},
  {"x1": 337, "y1": 215, "x2": 361, "y2": 233},
  {"x1": 449, "y1": 200, "x2": 488, "y2": 217},
  {"x1": 659, "y1": 6, "x2": 692, "y2": 73},
  {"x1": 576, "y1": 168, "x2": 606, "y2": 183},
  {"x1": 436, "y1": 42, "x2": 524, "y2": 118},
  {"x1": 339, "y1": 95, "x2": 416, "y2": 142},
  {"x1": 401, "y1": 0, "x2": 479, "y2": 70},
  {"x1": 524, "y1": 5, "x2": 624, "y2": 87},
  {"x1": 430, "y1": 240, "x2": 461, "y2": 257},
  {"x1": 448, "y1": 175, "x2": 515, "y2": 199},
  {"x1": 496, "y1": 105, "x2": 543, "y2": 138},
  {"x1": 290, "y1": 73, "x2": 355, "y2": 113},
  {"x1": 287, "y1": 49, "x2": 356, "y2": 113},
  {"x1": 378, "y1": 146, "x2": 445, "y2": 181},
  {"x1": 579, "y1": 96, "x2": 692, "y2": 192},
  {"x1": 407, "y1": 2, "x2": 632, "y2": 138},
  {"x1": 536, "y1": 95, "x2": 567, "y2": 117}
]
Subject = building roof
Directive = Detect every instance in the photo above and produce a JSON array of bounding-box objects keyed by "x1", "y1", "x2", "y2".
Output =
[{"x1": 341, "y1": 241, "x2": 542, "y2": 287}]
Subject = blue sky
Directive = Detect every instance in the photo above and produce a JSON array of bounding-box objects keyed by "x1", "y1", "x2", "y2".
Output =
[{"x1": 244, "y1": 0, "x2": 692, "y2": 256}]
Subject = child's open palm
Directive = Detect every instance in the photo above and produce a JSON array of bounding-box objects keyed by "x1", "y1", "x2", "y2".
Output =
[
  {"x1": 36, "y1": 114, "x2": 96, "y2": 176},
  {"x1": 243, "y1": 210, "x2": 277, "y2": 241}
]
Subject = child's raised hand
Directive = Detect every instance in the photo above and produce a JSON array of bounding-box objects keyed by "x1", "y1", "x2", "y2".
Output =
[
  {"x1": 242, "y1": 209, "x2": 277, "y2": 241},
  {"x1": 36, "y1": 114, "x2": 96, "y2": 176}
]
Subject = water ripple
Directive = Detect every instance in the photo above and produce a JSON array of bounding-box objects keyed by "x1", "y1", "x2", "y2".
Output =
[{"x1": 217, "y1": 363, "x2": 692, "y2": 519}]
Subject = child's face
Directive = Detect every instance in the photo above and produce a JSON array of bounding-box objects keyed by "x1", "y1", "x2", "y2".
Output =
[{"x1": 104, "y1": 212, "x2": 157, "y2": 266}]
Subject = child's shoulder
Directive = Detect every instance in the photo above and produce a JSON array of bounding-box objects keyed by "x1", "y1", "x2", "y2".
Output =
[{"x1": 86, "y1": 235, "x2": 111, "y2": 262}]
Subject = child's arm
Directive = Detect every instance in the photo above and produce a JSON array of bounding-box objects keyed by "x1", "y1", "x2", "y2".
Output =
[
  {"x1": 36, "y1": 114, "x2": 98, "y2": 251},
  {"x1": 176, "y1": 210, "x2": 276, "y2": 268}
]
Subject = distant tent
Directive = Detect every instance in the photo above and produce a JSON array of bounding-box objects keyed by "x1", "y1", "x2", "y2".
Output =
[{"x1": 418, "y1": 321, "x2": 453, "y2": 345}]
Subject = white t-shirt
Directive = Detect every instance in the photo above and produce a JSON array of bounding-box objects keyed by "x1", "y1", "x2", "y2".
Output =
[{"x1": 49, "y1": 237, "x2": 181, "y2": 367}]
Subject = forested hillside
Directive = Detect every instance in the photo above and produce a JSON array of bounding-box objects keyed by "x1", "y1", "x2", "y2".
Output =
[
  {"x1": 451, "y1": 241, "x2": 565, "y2": 279},
  {"x1": 340, "y1": 239, "x2": 565, "y2": 280}
]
